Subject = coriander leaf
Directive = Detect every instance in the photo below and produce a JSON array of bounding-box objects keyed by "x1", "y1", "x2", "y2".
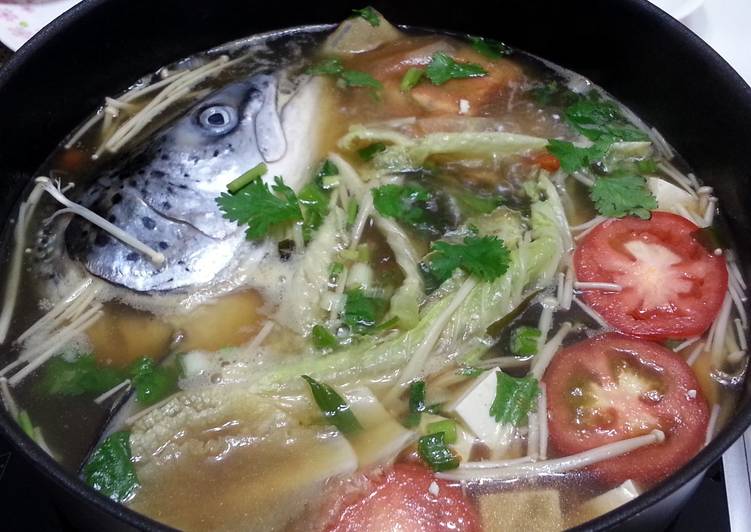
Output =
[
  {"x1": 400, "y1": 67, "x2": 424, "y2": 92},
  {"x1": 83, "y1": 431, "x2": 139, "y2": 503},
  {"x1": 301, "y1": 375, "x2": 362, "y2": 434},
  {"x1": 489, "y1": 371, "x2": 539, "y2": 426},
  {"x1": 340, "y1": 70, "x2": 383, "y2": 89},
  {"x1": 343, "y1": 288, "x2": 387, "y2": 333},
  {"x1": 38, "y1": 354, "x2": 123, "y2": 397},
  {"x1": 405, "y1": 380, "x2": 427, "y2": 427},
  {"x1": 510, "y1": 326, "x2": 541, "y2": 356},
  {"x1": 299, "y1": 181, "x2": 330, "y2": 242},
  {"x1": 358, "y1": 142, "x2": 387, "y2": 161},
  {"x1": 546, "y1": 139, "x2": 611, "y2": 173},
  {"x1": 425, "y1": 419, "x2": 458, "y2": 443},
  {"x1": 565, "y1": 95, "x2": 649, "y2": 142},
  {"x1": 311, "y1": 324, "x2": 338, "y2": 350},
  {"x1": 428, "y1": 236, "x2": 510, "y2": 283},
  {"x1": 307, "y1": 58, "x2": 344, "y2": 76},
  {"x1": 418, "y1": 432, "x2": 460, "y2": 471},
  {"x1": 425, "y1": 52, "x2": 487, "y2": 85},
  {"x1": 470, "y1": 36, "x2": 512, "y2": 59},
  {"x1": 216, "y1": 175, "x2": 303, "y2": 240},
  {"x1": 372, "y1": 183, "x2": 431, "y2": 224},
  {"x1": 127, "y1": 357, "x2": 178, "y2": 406},
  {"x1": 590, "y1": 173, "x2": 657, "y2": 220},
  {"x1": 352, "y1": 6, "x2": 380, "y2": 26},
  {"x1": 529, "y1": 80, "x2": 579, "y2": 107}
]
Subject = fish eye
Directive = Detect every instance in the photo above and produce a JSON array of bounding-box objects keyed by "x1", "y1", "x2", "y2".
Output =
[{"x1": 197, "y1": 105, "x2": 238, "y2": 134}]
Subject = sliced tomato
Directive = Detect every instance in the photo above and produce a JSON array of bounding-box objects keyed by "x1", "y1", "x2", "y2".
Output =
[
  {"x1": 543, "y1": 334, "x2": 709, "y2": 486},
  {"x1": 326, "y1": 464, "x2": 479, "y2": 532},
  {"x1": 574, "y1": 211, "x2": 727, "y2": 340}
]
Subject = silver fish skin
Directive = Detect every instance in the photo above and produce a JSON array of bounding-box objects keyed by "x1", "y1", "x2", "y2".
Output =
[{"x1": 65, "y1": 73, "x2": 287, "y2": 293}]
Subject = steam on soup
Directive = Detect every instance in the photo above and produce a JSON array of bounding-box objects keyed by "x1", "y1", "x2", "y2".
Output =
[{"x1": 0, "y1": 7, "x2": 745, "y2": 532}]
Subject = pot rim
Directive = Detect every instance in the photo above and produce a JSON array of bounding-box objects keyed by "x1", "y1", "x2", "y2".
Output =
[{"x1": 0, "y1": 1, "x2": 749, "y2": 530}]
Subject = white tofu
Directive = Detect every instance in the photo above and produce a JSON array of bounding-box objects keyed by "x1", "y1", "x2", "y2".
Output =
[
  {"x1": 445, "y1": 368, "x2": 511, "y2": 449},
  {"x1": 344, "y1": 387, "x2": 417, "y2": 468},
  {"x1": 569, "y1": 480, "x2": 640, "y2": 527}
]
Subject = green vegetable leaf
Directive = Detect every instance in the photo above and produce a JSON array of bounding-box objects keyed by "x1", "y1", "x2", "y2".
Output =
[
  {"x1": 39, "y1": 354, "x2": 123, "y2": 397},
  {"x1": 299, "y1": 181, "x2": 330, "y2": 242},
  {"x1": 564, "y1": 95, "x2": 649, "y2": 142},
  {"x1": 636, "y1": 159, "x2": 658, "y2": 174},
  {"x1": 17, "y1": 410, "x2": 35, "y2": 439},
  {"x1": 301, "y1": 375, "x2": 362, "y2": 434},
  {"x1": 590, "y1": 173, "x2": 657, "y2": 220},
  {"x1": 372, "y1": 183, "x2": 431, "y2": 224},
  {"x1": 428, "y1": 236, "x2": 510, "y2": 283},
  {"x1": 358, "y1": 142, "x2": 387, "y2": 161},
  {"x1": 83, "y1": 431, "x2": 139, "y2": 503},
  {"x1": 216, "y1": 175, "x2": 303, "y2": 240},
  {"x1": 127, "y1": 357, "x2": 178, "y2": 406},
  {"x1": 418, "y1": 432, "x2": 460, "y2": 471},
  {"x1": 316, "y1": 159, "x2": 340, "y2": 181},
  {"x1": 343, "y1": 288, "x2": 387, "y2": 333},
  {"x1": 470, "y1": 36, "x2": 512, "y2": 59},
  {"x1": 529, "y1": 80, "x2": 579, "y2": 107},
  {"x1": 340, "y1": 70, "x2": 383, "y2": 89},
  {"x1": 426, "y1": 419, "x2": 458, "y2": 443},
  {"x1": 489, "y1": 371, "x2": 540, "y2": 426},
  {"x1": 405, "y1": 379, "x2": 427, "y2": 427},
  {"x1": 307, "y1": 58, "x2": 344, "y2": 76},
  {"x1": 546, "y1": 139, "x2": 611, "y2": 173},
  {"x1": 352, "y1": 6, "x2": 380, "y2": 26},
  {"x1": 400, "y1": 67, "x2": 424, "y2": 92},
  {"x1": 425, "y1": 52, "x2": 488, "y2": 85},
  {"x1": 311, "y1": 324, "x2": 338, "y2": 350},
  {"x1": 510, "y1": 326, "x2": 541, "y2": 356}
]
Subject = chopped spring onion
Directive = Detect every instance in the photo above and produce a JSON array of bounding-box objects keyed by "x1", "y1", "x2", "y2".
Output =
[
  {"x1": 226, "y1": 163, "x2": 268, "y2": 194},
  {"x1": 529, "y1": 322, "x2": 573, "y2": 379},
  {"x1": 83, "y1": 431, "x2": 139, "y2": 503},
  {"x1": 489, "y1": 371, "x2": 540, "y2": 426},
  {"x1": 426, "y1": 419, "x2": 457, "y2": 444},
  {"x1": 418, "y1": 432, "x2": 460, "y2": 472},
  {"x1": 439, "y1": 430, "x2": 665, "y2": 481},
  {"x1": 301, "y1": 375, "x2": 362, "y2": 434},
  {"x1": 510, "y1": 326, "x2": 541, "y2": 356},
  {"x1": 405, "y1": 379, "x2": 427, "y2": 427}
]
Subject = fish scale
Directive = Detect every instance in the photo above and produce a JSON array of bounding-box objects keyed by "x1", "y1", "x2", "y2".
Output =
[{"x1": 65, "y1": 73, "x2": 287, "y2": 292}]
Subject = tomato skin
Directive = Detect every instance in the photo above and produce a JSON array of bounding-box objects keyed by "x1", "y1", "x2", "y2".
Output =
[
  {"x1": 543, "y1": 334, "x2": 709, "y2": 487},
  {"x1": 326, "y1": 464, "x2": 479, "y2": 532},
  {"x1": 534, "y1": 152, "x2": 562, "y2": 172},
  {"x1": 574, "y1": 212, "x2": 728, "y2": 340}
]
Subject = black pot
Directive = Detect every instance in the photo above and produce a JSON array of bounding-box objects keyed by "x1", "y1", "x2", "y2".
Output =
[{"x1": 0, "y1": 0, "x2": 749, "y2": 530}]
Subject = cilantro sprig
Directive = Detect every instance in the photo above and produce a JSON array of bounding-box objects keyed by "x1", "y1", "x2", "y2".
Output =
[
  {"x1": 217, "y1": 168, "x2": 303, "y2": 240},
  {"x1": 590, "y1": 173, "x2": 657, "y2": 220},
  {"x1": 426, "y1": 236, "x2": 510, "y2": 284},
  {"x1": 489, "y1": 371, "x2": 539, "y2": 426},
  {"x1": 425, "y1": 52, "x2": 487, "y2": 85},
  {"x1": 343, "y1": 288, "x2": 388, "y2": 333},
  {"x1": 546, "y1": 139, "x2": 611, "y2": 174},
  {"x1": 564, "y1": 95, "x2": 649, "y2": 143},
  {"x1": 372, "y1": 183, "x2": 431, "y2": 224},
  {"x1": 307, "y1": 58, "x2": 383, "y2": 90}
]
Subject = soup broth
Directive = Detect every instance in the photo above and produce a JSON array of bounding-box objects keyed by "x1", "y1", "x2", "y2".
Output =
[{"x1": 0, "y1": 9, "x2": 746, "y2": 532}]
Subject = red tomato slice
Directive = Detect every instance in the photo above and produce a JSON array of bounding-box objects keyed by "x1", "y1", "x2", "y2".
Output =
[
  {"x1": 326, "y1": 464, "x2": 479, "y2": 532},
  {"x1": 574, "y1": 212, "x2": 727, "y2": 340},
  {"x1": 543, "y1": 334, "x2": 709, "y2": 486}
]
